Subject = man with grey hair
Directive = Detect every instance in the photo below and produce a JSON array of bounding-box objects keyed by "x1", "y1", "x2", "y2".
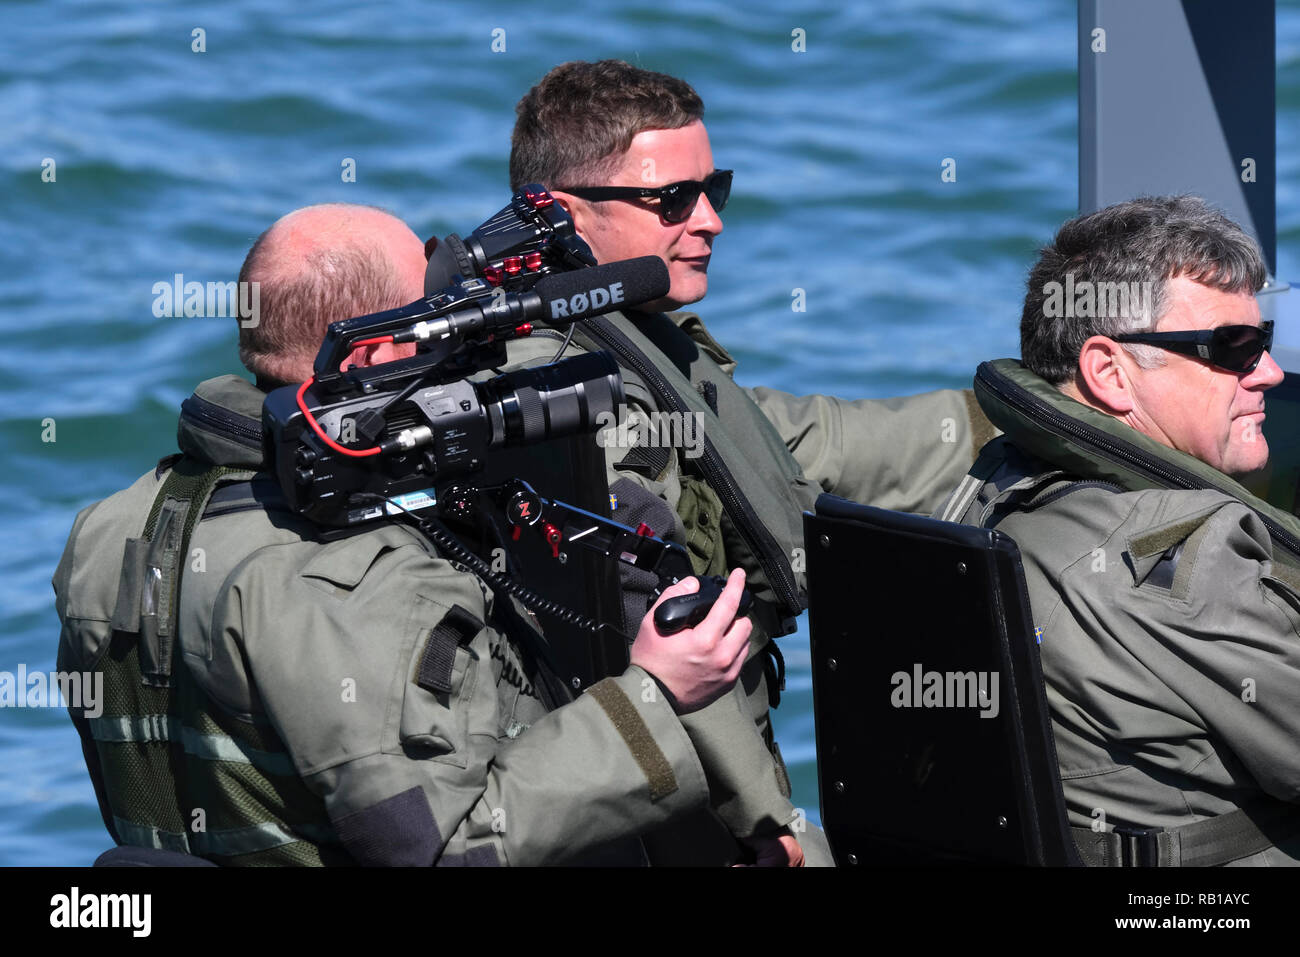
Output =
[{"x1": 939, "y1": 195, "x2": 1300, "y2": 866}]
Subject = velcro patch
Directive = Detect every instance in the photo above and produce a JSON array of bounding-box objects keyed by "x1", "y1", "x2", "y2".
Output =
[
  {"x1": 1125, "y1": 506, "x2": 1221, "y2": 593},
  {"x1": 1129, "y1": 513, "x2": 1215, "y2": 560},
  {"x1": 335, "y1": 786, "x2": 441, "y2": 866},
  {"x1": 586, "y1": 679, "x2": 677, "y2": 802}
]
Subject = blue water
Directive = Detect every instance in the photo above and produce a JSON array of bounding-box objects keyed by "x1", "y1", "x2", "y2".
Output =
[{"x1": 5, "y1": 0, "x2": 1300, "y2": 865}]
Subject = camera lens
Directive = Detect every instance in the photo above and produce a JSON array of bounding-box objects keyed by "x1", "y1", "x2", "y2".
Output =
[{"x1": 484, "y1": 351, "x2": 624, "y2": 445}]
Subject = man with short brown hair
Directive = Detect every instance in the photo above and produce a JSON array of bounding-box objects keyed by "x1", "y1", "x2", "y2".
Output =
[
  {"x1": 503, "y1": 60, "x2": 996, "y2": 864},
  {"x1": 511, "y1": 59, "x2": 704, "y2": 198}
]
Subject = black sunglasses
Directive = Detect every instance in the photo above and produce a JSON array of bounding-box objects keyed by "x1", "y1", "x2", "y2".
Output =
[
  {"x1": 1113, "y1": 320, "x2": 1274, "y2": 373},
  {"x1": 559, "y1": 169, "x2": 733, "y2": 224}
]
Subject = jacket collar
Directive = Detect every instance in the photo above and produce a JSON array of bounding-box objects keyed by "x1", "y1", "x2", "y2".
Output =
[{"x1": 972, "y1": 358, "x2": 1300, "y2": 560}]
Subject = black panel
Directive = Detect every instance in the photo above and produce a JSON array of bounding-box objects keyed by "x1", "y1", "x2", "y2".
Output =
[
  {"x1": 472, "y1": 435, "x2": 625, "y2": 691},
  {"x1": 1184, "y1": 0, "x2": 1276, "y2": 274},
  {"x1": 806, "y1": 496, "x2": 1078, "y2": 867}
]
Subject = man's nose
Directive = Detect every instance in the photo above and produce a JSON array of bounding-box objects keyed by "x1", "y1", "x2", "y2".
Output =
[
  {"x1": 1245, "y1": 348, "x2": 1285, "y2": 389},
  {"x1": 687, "y1": 193, "x2": 724, "y2": 236}
]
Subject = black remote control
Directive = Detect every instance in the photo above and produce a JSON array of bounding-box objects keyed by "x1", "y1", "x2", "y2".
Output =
[{"x1": 653, "y1": 575, "x2": 754, "y2": 635}]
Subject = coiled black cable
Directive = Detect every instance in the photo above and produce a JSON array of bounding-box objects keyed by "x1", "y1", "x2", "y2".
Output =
[{"x1": 358, "y1": 492, "x2": 629, "y2": 643}]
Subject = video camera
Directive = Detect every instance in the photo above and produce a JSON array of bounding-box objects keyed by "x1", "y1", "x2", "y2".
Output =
[
  {"x1": 262, "y1": 185, "x2": 736, "y2": 646},
  {"x1": 262, "y1": 185, "x2": 669, "y2": 528}
]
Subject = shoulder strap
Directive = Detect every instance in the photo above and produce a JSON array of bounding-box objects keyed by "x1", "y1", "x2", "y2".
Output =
[
  {"x1": 202, "y1": 475, "x2": 290, "y2": 519},
  {"x1": 109, "y1": 459, "x2": 255, "y2": 687},
  {"x1": 574, "y1": 313, "x2": 804, "y2": 621},
  {"x1": 937, "y1": 440, "x2": 1015, "y2": 523}
]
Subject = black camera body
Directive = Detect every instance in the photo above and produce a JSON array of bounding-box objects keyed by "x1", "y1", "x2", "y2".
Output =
[
  {"x1": 263, "y1": 349, "x2": 623, "y2": 527},
  {"x1": 263, "y1": 185, "x2": 667, "y2": 528}
]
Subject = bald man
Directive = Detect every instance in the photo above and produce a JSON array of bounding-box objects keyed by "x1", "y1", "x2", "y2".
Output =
[
  {"x1": 52, "y1": 202, "x2": 796, "y2": 867},
  {"x1": 236, "y1": 203, "x2": 425, "y2": 384}
]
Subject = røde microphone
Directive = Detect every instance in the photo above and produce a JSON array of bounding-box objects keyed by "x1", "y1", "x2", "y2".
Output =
[
  {"x1": 359, "y1": 257, "x2": 672, "y2": 367},
  {"x1": 532, "y1": 256, "x2": 670, "y2": 324}
]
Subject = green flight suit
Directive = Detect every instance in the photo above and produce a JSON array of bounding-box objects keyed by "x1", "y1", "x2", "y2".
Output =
[
  {"x1": 941, "y1": 359, "x2": 1300, "y2": 866},
  {"x1": 53, "y1": 374, "x2": 799, "y2": 865}
]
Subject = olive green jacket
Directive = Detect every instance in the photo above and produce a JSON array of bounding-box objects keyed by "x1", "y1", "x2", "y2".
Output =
[
  {"x1": 53, "y1": 374, "x2": 798, "y2": 865},
  {"x1": 942, "y1": 359, "x2": 1300, "y2": 866}
]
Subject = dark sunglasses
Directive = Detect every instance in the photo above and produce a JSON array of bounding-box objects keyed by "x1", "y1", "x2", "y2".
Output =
[
  {"x1": 1113, "y1": 320, "x2": 1274, "y2": 373},
  {"x1": 559, "y1": 169, "x2": 733, "y2": 224}
]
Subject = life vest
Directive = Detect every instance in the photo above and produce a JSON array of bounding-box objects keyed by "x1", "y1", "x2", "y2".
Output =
[{"x1": 55, "y1": 377, "x2": 350, "y2": 864}]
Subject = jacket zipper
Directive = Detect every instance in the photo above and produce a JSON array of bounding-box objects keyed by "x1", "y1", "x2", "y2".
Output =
[
  {"x1": 580, "y1": 316, "x2": 804, "y2": 617},
  {"x1": 977, "y1": 362, "x2": 1300, "y2": 559},
  {"x1": 180, "y1": 394, "x2": 264, "y2": 451}
]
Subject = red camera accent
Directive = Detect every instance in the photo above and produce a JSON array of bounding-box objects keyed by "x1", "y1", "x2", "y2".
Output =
[{"x1": 544, "y1": 523, "x2": 563, "y2": 558}]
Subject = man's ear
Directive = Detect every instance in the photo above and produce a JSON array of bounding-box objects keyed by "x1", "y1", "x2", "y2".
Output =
[
  {"x1": 1074, "y1": 335, "x2": 1135, "y2": 415},
  {"x1": 342, "y1": 341, "x2": 415, "y2": 371},
  {"x1": 548, "y1": 191, "x2": 588, "y2": 240}
]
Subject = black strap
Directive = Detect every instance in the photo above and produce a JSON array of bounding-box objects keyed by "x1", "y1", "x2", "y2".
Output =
[
  {"x1": 615, "y1": 445, "x2": 672, "y2": 482},
  {"x1": 763, "y1": 640, "x2": 786, "y2": 709},
  {"x1": 202, "y1": 476, "x2": 291, "y2": 518},
  {"x1": 1072, "y1": 799, "x2": 1300, "y2": 866},
  {"x1": 482, "y1": 584, "x2": 573, "y2": 711},
  {"x1": 416, "y1": 605, "x2": 484, "y2": 694}
]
